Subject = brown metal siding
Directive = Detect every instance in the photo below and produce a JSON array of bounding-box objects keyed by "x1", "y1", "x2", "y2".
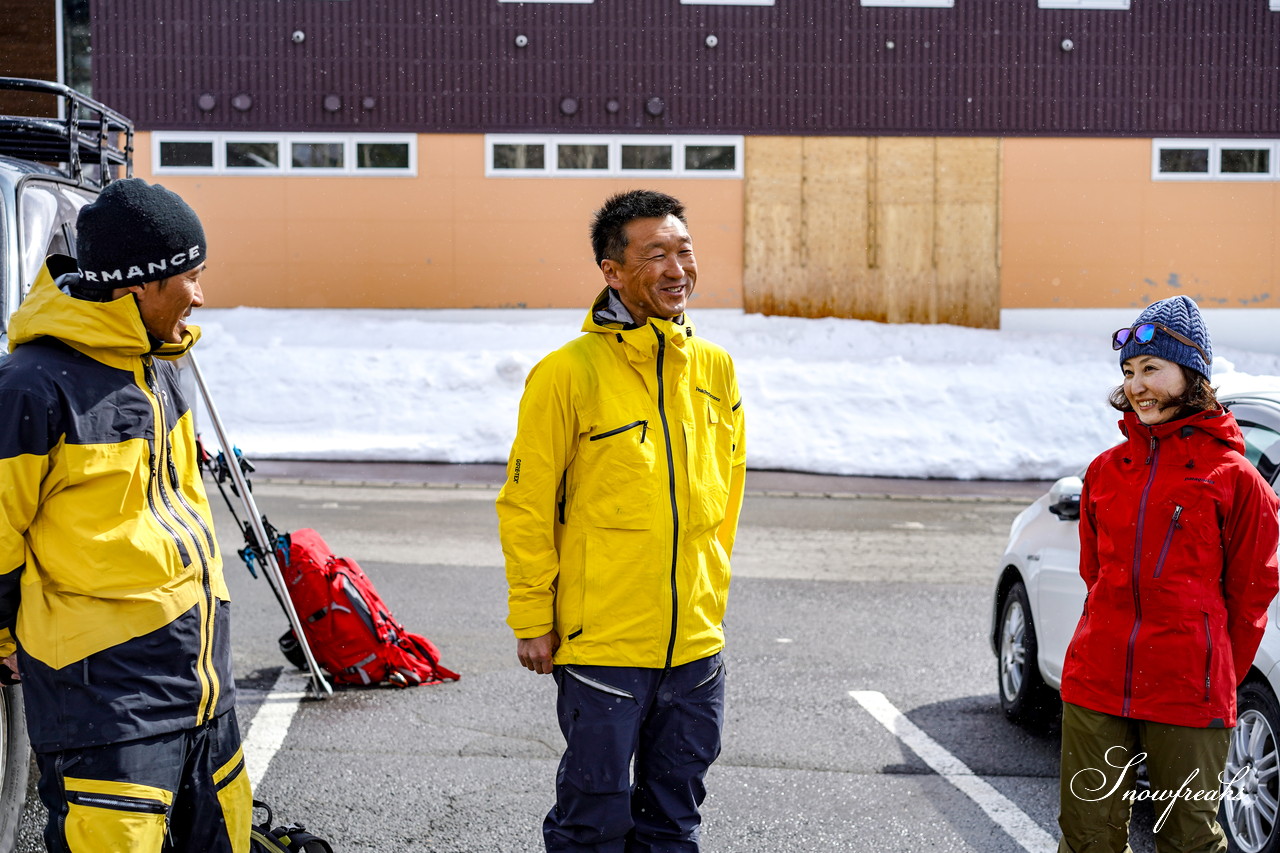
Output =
[
  {"x1": 93, "y1": 0, "x2": 1280, "y2": 136},
  {"x1": 0, "y1": 0, "x2": 59, "y2": 117}
]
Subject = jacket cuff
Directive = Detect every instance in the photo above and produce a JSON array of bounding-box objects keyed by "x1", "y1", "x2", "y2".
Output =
[{"x1": 513, "y1": 623, "x2": 554, "y2": 640}]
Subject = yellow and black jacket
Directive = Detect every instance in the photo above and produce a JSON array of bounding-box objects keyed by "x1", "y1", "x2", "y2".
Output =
[
  {"x1": 497, "y1": 288, "x2": 747, "y2": 669},
  {"x1": 0, "y1": 260, "x2": 233, "y2": 753}
]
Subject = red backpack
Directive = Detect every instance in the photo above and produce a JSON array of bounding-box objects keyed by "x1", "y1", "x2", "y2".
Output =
[{"x1": 275, "y1": 528, "x2": 460, "y2": 688}]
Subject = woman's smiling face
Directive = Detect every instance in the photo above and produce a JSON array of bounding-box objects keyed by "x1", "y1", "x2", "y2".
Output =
[{"x1": 1122, "y1": 354, "x2": 1189, "y2": 425}]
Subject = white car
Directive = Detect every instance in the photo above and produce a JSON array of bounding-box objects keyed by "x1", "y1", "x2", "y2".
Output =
[{"x1": 991, "y1": 390, "x2": 1280, "y2": 853}]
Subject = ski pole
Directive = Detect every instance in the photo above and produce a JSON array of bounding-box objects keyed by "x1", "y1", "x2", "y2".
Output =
[{"x1": 186, "y1": 354, "x2": 333, "y2": 698}]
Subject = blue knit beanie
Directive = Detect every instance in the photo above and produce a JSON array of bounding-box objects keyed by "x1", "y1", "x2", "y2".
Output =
[{"x1": 1117, "y1": 295, "x2": 1212, "y2": 380}]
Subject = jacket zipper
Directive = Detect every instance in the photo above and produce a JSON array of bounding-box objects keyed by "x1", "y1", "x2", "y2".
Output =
[
  {"x1": 143, "y1": 358, "x2": 219, "y2": 724},
  {"x1": 653, "y1": 327, "x2": 680, "y2": 669},
  {"x1": 590, "y1": 419, "x2": 648, "y2": 443},
  {"x1": 140, "y1": 369, "x2": 191, "y2": 569},
  {"x1": 1123, "y1": 433, "x2": 1160, "y2": 717},
  {"x1": 55, "y1": 753, "x2": 68, "y2": 846},
  {"x1": 1151, "y1": 505, "x2": 1182, "y2": 579},
  {"x1": 1203, "y1": 611, "x2": 1213, "y2": 702}
]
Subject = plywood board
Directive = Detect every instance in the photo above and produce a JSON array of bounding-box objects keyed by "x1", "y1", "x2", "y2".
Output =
[
  {"x1": 744, "y1": 137, "x2": 805, "y2": 314},
  {"x1": 802, "y1": 137, "x2": 872, "y2": 318},
  {"x1": 935, "y1": 138, "x2": 1001, "y2": 328},
  {"x1": 744, "y1": 135, "x2": 1001, "y2": 328}
]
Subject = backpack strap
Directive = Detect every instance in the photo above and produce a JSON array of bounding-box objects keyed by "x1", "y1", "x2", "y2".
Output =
[
  {"x1": 270, "y1": 824, "x2": 335, "y2": 853},
  {"x1": 251, "y1": 800, "x2": 334, "y2": 853}
]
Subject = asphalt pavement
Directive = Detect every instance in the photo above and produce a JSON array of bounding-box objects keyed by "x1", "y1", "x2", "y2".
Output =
[{"x1": 9, "y1": 464, "x2": 1067, "y2": 852}]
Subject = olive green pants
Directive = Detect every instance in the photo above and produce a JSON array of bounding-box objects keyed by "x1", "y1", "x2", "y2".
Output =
[{"x1": 1058, "y1": 702, "x2": 1230, "y2": 853}]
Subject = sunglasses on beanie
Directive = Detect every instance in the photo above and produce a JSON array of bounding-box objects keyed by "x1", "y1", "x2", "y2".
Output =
[{"x1": 1111, "y1": 322, "x2": 1211, "y2": 365}]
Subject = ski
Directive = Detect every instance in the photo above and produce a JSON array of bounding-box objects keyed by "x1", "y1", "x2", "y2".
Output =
[{"x1": 186, "y1": 354, "x2": 333, "y2": 698}]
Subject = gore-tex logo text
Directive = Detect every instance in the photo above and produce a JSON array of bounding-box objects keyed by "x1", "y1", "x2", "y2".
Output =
[
  {"x1": 81, "y1": 245, "x2": 202, "y2": 283},
  {"x1": 696, "y1": 387, "x2": 721, "y2": 402}
]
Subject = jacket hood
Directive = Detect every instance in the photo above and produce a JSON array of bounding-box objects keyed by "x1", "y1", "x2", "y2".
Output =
[
  {"x1": 1118, "y1": 406, "x2": 1246, "y2": 456},
  {"x1": 8, "y1": 259, "x2": 200, "y2": 361},
  {"x1": 582, "y1": 286, "x2": 692, "y2": 335}
]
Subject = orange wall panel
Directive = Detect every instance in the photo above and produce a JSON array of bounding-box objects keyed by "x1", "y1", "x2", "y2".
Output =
[
  {"x1": 134, "y1": 133, "x2": 744, "y2": 311},
  {"x1": 1002, "y1": 138, "x2": 1280, "y2": 310}
]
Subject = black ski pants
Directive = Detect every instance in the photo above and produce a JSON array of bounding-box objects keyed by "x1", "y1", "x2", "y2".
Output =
[{"x1": 543, "y1": 653, "x2": 726, "y2": 853}]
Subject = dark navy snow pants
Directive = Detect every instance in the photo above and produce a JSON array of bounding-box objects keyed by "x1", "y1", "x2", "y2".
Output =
[
  {"x1": 543, "y1": 653, "x2": 726, "y2": 853},
  {"x1": 35, "y1": 710, "x2": 251, "y2": 853}
]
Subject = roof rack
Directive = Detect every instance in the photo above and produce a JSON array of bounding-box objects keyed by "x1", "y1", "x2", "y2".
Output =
[{"x1": 0, "y1": 77, "x2": 133, "y2": 189}]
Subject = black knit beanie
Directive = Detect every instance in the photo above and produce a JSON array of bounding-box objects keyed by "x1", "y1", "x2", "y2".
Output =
[{"x1": 75, "y1": 178, "x2": 206, "y2": 290}]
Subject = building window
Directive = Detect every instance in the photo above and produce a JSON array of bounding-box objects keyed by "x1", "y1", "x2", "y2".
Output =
[
  {"x1": 557, "y1": 142, "x2": 610, "y2": 171},
  {"x1": 1037, "y1": 0, "x2": 1130, "y2": 9},
  {"x1": 1153, "y1": 139, "x2": 1279, "y2": 181},
  {"x1": 860, "y1": 0, "x2": 955, "y2": 7},
  {"x1": 153, "y1": 133, "x2": 417, "y2": 176},
  {"x1": 357, "y1": 142, "x2": 412, "y2": 169},
  {"x1": 485, "y1": 135, "x2": 743, "y2": 178},
  {"x1": 158, "y1": 140, "x2": 214, "y2": 169},
  {"x1": 622, "y1": 144, "x2": 673, "y2": 171},
  {"x1": 291, "y1": 140, "x2": 345, "y2": 170},
  {"x1": 685, "y1": 144, "x2": 737, "y2": 171},
  {"x1": 225, "y1": 140, "x2": 280, "y2": 171},
  {"x1": 492, "y1": 142, "x2": 547, "y2": 171}
]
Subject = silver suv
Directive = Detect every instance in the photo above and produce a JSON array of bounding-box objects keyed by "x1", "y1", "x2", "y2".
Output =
[{"x1": 0, "y1": 76, "x2": 132, "y2": 851}]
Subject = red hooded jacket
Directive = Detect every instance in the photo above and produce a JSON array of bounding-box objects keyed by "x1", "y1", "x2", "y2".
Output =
[{"x1": 1060, "y1": 407, "x2": 1280, "y2": 728}]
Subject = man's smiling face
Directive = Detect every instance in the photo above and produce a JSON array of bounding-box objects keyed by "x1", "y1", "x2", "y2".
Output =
[{"x1": 601, "y1": 214, "x2": 697, "y2": 325}]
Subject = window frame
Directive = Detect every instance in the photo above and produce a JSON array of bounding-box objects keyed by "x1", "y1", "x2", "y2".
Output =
[
  {"x1": 1152, "y1": 139, "x2": 1279, "y2": 182},
  {"x1": 859, "y1": 0, "x2": 955, "y2": 8},
  {"x1": 152, "y1": 132, "x2": 417, "y2": 177},
  {"x1": 486, "y1": 135, "x2": 552, "y2": 176},
  {"x1": 552, "y1": 136, "x2": 613, "y2": 174},
  {"x1": 222, "y1": 135, "x2": 286, "y2": 175},
  {"x1": 485, "y1": 134, "x2": 744, "y2": 179},
  {"x1": 1037, "y1": 0, "x2": 1131, "y2": 9},
  {"x1": 288, "y1": 136, "x2": 349, "y2": 173},
  {"x1": 680, "y1": 0, "x2": 775, "y2": 5},
  {"x1": 155, "y1": 137, "x2": 218, "y2": 172}
]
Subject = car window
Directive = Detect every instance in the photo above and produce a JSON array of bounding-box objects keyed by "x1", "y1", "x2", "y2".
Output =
[
  {"x1": 1238, "y1": 420, "x2": 1280, "y2": 492},
  {"x1": 18, "y1": 181, "x2": 94, "y2": 299}
]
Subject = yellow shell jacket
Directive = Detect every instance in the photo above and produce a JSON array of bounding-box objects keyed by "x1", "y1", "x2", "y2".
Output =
[
  {"x1": 497, "y1": 288, "x2": 747, "y2": 669},
  {"x1": 0, "y1": 260, "x2": 233, "y2": 752}
]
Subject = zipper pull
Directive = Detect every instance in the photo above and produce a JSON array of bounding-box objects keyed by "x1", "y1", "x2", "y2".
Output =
[
  {"x1": 1172, "y1": 504, "x2": 1183, "y2": 528},
  {"x1": 1146, "y1": 435, "x2": 1157, "y2": 465},
  {"x1": 640, "y1": 420, "x2": 648, "y2": 443}
]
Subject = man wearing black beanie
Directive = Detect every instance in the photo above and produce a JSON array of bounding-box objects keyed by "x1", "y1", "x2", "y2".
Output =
[{"x1": 0, "y1": 178, "x2": 250, "y2": 852}]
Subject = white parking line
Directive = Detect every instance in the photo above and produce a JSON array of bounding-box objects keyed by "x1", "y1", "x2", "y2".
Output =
[
  {"x1": 243, "y1": 668, "x2": 312, "y2": 788},
  {"x1": 850, "y1": 690, "x2": 1056, "y2": 853}
]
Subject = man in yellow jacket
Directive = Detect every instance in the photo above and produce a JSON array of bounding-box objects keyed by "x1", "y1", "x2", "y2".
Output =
[
  {"x1": 497, "y1": 190, "x2": 747, "y2": 852},
  {"x1": 0, "y1": 179, "x2": 250, "y2": 852}
]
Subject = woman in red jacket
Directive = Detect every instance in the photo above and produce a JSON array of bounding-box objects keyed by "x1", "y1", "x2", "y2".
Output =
[{"x1": 1058, "y1": 295, "x2": 1280, "y2": 853}]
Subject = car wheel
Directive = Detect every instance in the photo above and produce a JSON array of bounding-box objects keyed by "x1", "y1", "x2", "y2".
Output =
[
  {"x1": 1224, "y1": 681, "x2": 1280, "y2": 853},
  {"x1": 0, "y1": 686, "x2": 28, "y2": 851},
  {"x1": 997, "y1": 580, "x2": 1057, "y2": 727}
]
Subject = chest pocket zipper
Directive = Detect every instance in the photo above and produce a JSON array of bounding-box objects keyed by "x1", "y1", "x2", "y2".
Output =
[
  {"x1": 590, "y1": 420, "x2": 648, "y2": 443},
  {"x1": 1152, "y1": 505, "x2": 1183, "y2": 579}
]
